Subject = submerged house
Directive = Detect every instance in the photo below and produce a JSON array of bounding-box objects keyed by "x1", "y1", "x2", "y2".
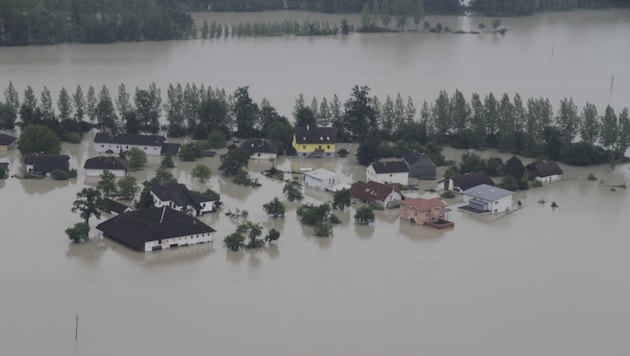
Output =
[
  {"x1": 437, "y1": 172, "x2": 495, "y2": 193},
  {"x1": 100, "y1": 198, "x2": 133, "y2": 216},
  {"x1": 304, "y1": 168, "x2": 340, "y2": 191},
  {"x1": 462, "y1": 184, "x2": 513, "y2": 214},
  {"x1": 526, "y1": 160, "x2": 563, "y2": 184},
  {"x1": 24, "y1": 154, "x2": 70, "y2": 176},
  {"x1": 400, "y1": 197, "x2": 454, "y2": 229},
  {"x1": 83, "y1": 156, "x2": 129, "y2": 177},
  {"x1": 96, "y1": 207, "x2": 215, "y2": 252},
  {"x1": 0, "y1": 133, "x2": 17, "y2": 151},
  {"x1": 150, "y1": 183, "x2": 216, "y2": 216},
  {"x1": 350, "y1": 180, "x2": 403, "y2": 209},
  {"x1": 94, "y1": 133, "x2": 169, "y2": 155},
  {"x1": 239, "y1": 138, "x2": 278, "y2": 160},
  {"x1": 403, "y1": 151, "x2": 436, "y2": 180},
  {"x1": 366, "y1": 160, "x2": 409, "y2": 185},
  {"x1": 291, "y1": 126, "x2": 337, "y2": 158}
]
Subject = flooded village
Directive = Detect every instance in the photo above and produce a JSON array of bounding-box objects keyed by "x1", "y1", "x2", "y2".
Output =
[{"x1": 1, "y1": 7, "x2": 630, "y2": 356}]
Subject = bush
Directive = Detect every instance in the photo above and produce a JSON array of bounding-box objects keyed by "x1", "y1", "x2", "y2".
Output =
[
  {"x1": 531, "y1": 180, "x2": 543, "y2": 188},
  {"x1": 337, "y1": 148, "x2": 349, "y2": 157},
  {"x1": 0, "y1": 166, "x2": 7, "y2": 179},
  {"x1": 440, "y1": 190, "x2": 456, "y2": 199},
  {"x1": 51, "y1": 169, "x2": 70, "y2": 180},
  {"x1": 233, "y1": 169, "x2": 261, "y2": 187},
  {"x1": 63, "y1": 132, "x2": 82, "y2": 143},
  {"x1": 587, "y1": 173, "x2": 597, "y2": 181}
]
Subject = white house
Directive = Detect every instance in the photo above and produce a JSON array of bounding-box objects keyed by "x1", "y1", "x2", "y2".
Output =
[
  {"x1": 366, "y1": 160, "x2": 409, "y2": 185},
  {"x1": 150, "y1": 183, "x2": 215, "y2": 216},
  {"x1": 83, "y1": 156, "x2": 129, "y2": 177},
  {"x1": 526, "y1": 160, "x2": 563, "y2": 184},
  {"x1": 304, "y1": 168, "x2": 340, "y2": 191},
  {"x1": 239, "y1": 138, "x2": 278, "y2": 160},
  {"x1": 96, "y1": 207, "x2": 215, "y2": 252},
  {"x1": 94, "y1": 133, "x2": 167, "y2": 155},
  {"x1": 463, "y1": 184, "x2": 513, "y2": 214}
]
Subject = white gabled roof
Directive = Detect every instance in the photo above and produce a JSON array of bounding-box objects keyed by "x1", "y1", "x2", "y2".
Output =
[{"x1": 463, "y1": 184, "x2": 513, "y2": 201}]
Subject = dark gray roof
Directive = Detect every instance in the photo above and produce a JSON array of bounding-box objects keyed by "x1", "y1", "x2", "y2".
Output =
[
  {"x1": 160, "y1": 143, "x2": 180, "y2": 155},
  {"x1": 239, "y1": 138, "x2": 278, "y2": 155},
  {"x1": 0, "y1": 133, "x2": 17, "y2": 146},
  {"x1": 526, "y1": 160, "x2": 563, "y2": 177},
  {"x1": 293, "y1": 126, "x2": 337, "y2": 144},
  {"x1": 24, "y1": 154, "x2": 70, "y2": 174},
  {"x1": 402, "y1": 151, "x2": 435, "y2": 167},
  {"x1": 94, "y1": 133, "x2": 166, "y2": 146},
  {"x1": 101, "y1": 198, "x2": 132, "y2": 215},
  {"x1": 463, "y1": 184, "x2": 513, "y2": 201},
  {"x1": 443, "y1": 172, "x2": 495, "y2": 191},
  {"x1": 370, "y1": 160, "x2": 409, "y2": 174},
  {"x1": 96, "y1": 207, "x2": 216, "y2": 251},
  {"x1": 83, "y1": 156, "x2": 129, "y2": 170},
  {"x1": 151, "y1": 183, "x2": 213, "y2": 213}
]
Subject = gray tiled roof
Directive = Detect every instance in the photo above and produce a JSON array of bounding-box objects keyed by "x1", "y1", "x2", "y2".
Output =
[{"x1": 463, "y1": 184, "x2": 513, "y2": 201}]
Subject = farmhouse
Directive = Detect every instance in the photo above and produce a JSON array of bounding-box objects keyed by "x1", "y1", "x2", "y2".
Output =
[
  {"x1": 291, "y1": 126, "x2": 337, "y2": 158},
  {"x1": 100, "y1": 198, "x2": 133, "y2": 216},
  {"x1": 462, "y1": 184, "x2": 513, "y2": 214},
  {"x1": 366, "y1": 160, "x2": 409, "y2": 185},
  {"x1": 400, "y1": 197, "x2": 454, "y2": 229},
  {"x1": 403, "y1": 151, "x2": 436, "y2": 180},
  {"x1": 239, "y1": 138, "x2": 278, "y2": 160},
  {"x1": 526, "y1": 160, "x2": 563, "y2": 184},
  {"x1": 349, "y1": 180, "x2": 403, "y2": 209},
  {"x1": 83, "y1": 156, "x2": 129, "y2": 177},
  {"x1": 437, "y1": 172, "x2": 495, "y2": 193},
  {"x1": 304, "y1": 168, "x2": 340, "y2": 191},
  {"x1": 24, "y1": 154, "x2": 70, "y2": 176},
  {"x1": 96, "y1": 207, "x2": 215, "y2": 252},
  {"x1": 94, "y1": 133, "x2": 168, "y2": 155},
  {"x1": 0, "y1": 133, "x2": 17, "y2": 151},
  {"x1": 150, "y1": 183, "x2": 216, "y2": 216}
]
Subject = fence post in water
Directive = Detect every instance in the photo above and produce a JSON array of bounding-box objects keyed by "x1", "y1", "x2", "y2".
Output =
[{"x1": 75, "y1": 313, "x2": 79, "y2": 341}]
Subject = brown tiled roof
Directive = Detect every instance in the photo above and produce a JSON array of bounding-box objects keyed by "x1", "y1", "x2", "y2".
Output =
[
  {"x1": 526, "y1": 160, "x2": 563, "y2": 177},
  {"x1": 350, "y1": 180, "x2": 401, "y2": 203},
  {"x1": 400, "y1": 197, "x2": 449, "y2": 212}
]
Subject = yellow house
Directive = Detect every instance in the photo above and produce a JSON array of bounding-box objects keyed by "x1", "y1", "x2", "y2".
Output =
[
  {"x1": 0, "y1": 133, "x2": 17, "y2": 151},
  {"x1": 291, "y1": 126, "x2": 337, "y2": 158}
]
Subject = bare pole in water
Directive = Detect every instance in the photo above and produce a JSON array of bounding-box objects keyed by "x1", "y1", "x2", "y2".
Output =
[{"x1": 75, "y1": 313, "x2": 79, "y2": 341}]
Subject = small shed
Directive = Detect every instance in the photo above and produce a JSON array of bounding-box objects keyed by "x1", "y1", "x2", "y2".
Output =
[
  {"x1": 462, "y1": 184, "x2": 513, "y2": 214},
  {"x1": 526, "y1": 160, "x2": 563, "y2": 184},
  {"x1": 403, "y1": 151, "x2": 436, "y2": 180},
  {"x1": 304, "y1": 168, "x2": 340, "y2": 191}
]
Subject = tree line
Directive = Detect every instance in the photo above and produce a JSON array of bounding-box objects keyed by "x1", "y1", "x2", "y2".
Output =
[
  {"x1": 2, "y1": 83, "x2": 628, "y2": 166},
  {"x1": 469, "y1": 0, "x2": 630, "y2": 16},
  {"x1": 0, "y1": 0, "x2": 195, "y2": 46},
  {"x1": 199, "y1": 20, "x2": 343, "y2": 38}
]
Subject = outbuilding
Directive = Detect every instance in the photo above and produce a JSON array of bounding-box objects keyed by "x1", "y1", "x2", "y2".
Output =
[
  {"x1": 83, "y1": 156, "x2": 129, "y2": 177},
  {"x1": 304, "y1": 168, "x2": 340, "y2": 191},
  {"x1": 526, "y1": 160, "x2": 563, "y2": 184},
  {"x1": 462, "y1": 184, "x2": 513, "y2": 214},
  {"x1": 366, "y1": 160, "x2": 409, "y2": 185}
]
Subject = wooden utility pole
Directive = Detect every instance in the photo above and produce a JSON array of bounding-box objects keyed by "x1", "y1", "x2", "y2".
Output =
[{"x1": 75, "y1": 313, "x2": 79, "y2": 341}]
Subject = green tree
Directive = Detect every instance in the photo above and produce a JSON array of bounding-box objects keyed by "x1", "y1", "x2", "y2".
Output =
[
  {"x1": 219, "y1": 147, "x2": 250, "y2": 176},
  {"x1": 178, "y1": 143, "x2": 198, "y2": 161},
  {"x1": 116, "y1": 83, "x2": 132, "y2": 119},
  {"x1": 165, "y1": 83, "x2": 186, "y2": 137},
  {"x1": 478, "y1": 22, "x2": 486, "y2": 30},
  {"x1": 71, "y1": 187, "x2": 102, "y2": 224},
  {"x1": 557, "y1": 97, "x2": 579, "y2": 146},
  {"x1": 4, "y1": 82, "x2": 20, "y2": 112},
  {"x1": 283, "y1": 180, "x2": 303, "y2": 201},
  {"x1": 297, "y1": 202, "x2": 331, "y2": 225},
  {"x1": 39, "y1": 86, "x2": 54, "y2": 122},
  {"x1": 356, "y1": 140, "x2": 380, "y2": 166},
  {"x1": 96, "y1": 85, "x2": 118, "y2": 133},
  {"x1": 97, "y1": 170, "x2": 118, "y2": 198},
  {"x1": 295, "y1": 107, "x2": 317, "y2": 128},
  {"x1": 86, "y1": 86, "x2": 97, "y2": 122},
  {"x1": 117, "y1": 176, "x2": 138, "y2": 200},
  {"x1": 265, "y1": 228, "x2": 280, "y2": 244},
  {"x1": 241, "y1": 222, "x2": 265, "y2": 249},
  {"x1": 196, "y1": 97, "x2": 230, "y2": 139},
  {"x1": 600, "y1": 105, "x2": 618, "y2": 150},
  {"x1": 354, "y1": 206, "x2": 375, "y2": 225},
  {"x1": 499, "y1": 175, "x2": 518, "y2": 191},
  {"x1": 57, "y1": 87, "x2": 73, "y2": 122},
  {"x1": 233, "y1": 86, "x2": 259, "y2": 138},
  {"x1": 263, "y1": 197, "x2": 286, "y2": 218},
  {"x1": 65, "y1": 222, "x2": 90, "y2": 243},
  {"x1": 224, "y1": 232, "x2": 245, "y2": 251},
  {"x1": 17, "y1": 124, "x2": 61, "y2": 155},
  {"x1": 72, "y1": 85, "x2": 86, "y2": 122},
  {"x1": 207, "y1": 130, "x2": 227, "y2": 149},
  {"x1": 20, "y1": 85, "x2": 38, "y2": 126},
  {"x1": 151, "y1": 166, "x2": 177, "y2": 186},
  {"x1": 392, "y1": 0, "x2": 414, "y2": 31},
  {"x1": 135, "y1": 86, "x2": 161, "y2": 134},
  {"x1": 191, "y1": 163, "x2": 212, "y2": 183},
  {"x1": 615, "y1": 108, "x2": 630, "y2": 159},
  {"x1": 160, "y1": 153, "x2": 175, "y2": 169},
  {"x1": 492, "y1": 18, "x2": 502, "y2": 29},
  {"x1": 504, "y1": 156, "x2": 524, "y2": 180},
  {"x1": 335, "y1": 85, "x2": 377, "y2": 141},
  {"x1": 332, "y1": 188, "x2": 351, "y2": 210},
  {"x1": 579, "y1": 102, "x2": 599, "y2": 145},
  {"x1": 127, "y1": 147, "x2": 147, "y2": 170}
]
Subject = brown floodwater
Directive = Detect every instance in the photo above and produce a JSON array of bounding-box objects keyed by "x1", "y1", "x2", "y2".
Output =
[{"x1": 1, "y1": 9, "x2": 629, "y2": 356}]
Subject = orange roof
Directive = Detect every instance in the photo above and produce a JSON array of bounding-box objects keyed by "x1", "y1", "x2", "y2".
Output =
[{"x1": 400, "y1": 197, "x2": 449, "y2": 211}]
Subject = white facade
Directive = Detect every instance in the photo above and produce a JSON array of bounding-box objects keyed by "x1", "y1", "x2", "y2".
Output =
[
  {"x1": 151, "y1": 192, "x2": 215, "y2": 215},
  {"x1": 304, "y1": 168, "x2": 340, "y2": 191},
  {"x1": 463, "y1": 194, "x2": 513, "y2": 213},
  {"x1": 382, "y1": 191, "x2": 403, "y2": 208},
  {"x1": 535, "y1": 174, "x2": 562, "y2": 184},
  {"x1": 94, "y1": 143, "x2": 162, "y2": 155},
  {"x1": 249, "y1": 152, "x2": 277, "y2": 160},
  {"x1": 366, "y1": 165, "x2": 409, "y2": 185},
  {"x1": 143, "y1": 231, "x2": 213, "y2": 252},
  {"x1": 85, "y1": 168, "x2": 127, "y2": 177}
]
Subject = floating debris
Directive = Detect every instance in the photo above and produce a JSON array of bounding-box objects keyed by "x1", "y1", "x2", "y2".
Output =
[{"x1": 551, "y1": 201, "x2": 558, "y2": 208}]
